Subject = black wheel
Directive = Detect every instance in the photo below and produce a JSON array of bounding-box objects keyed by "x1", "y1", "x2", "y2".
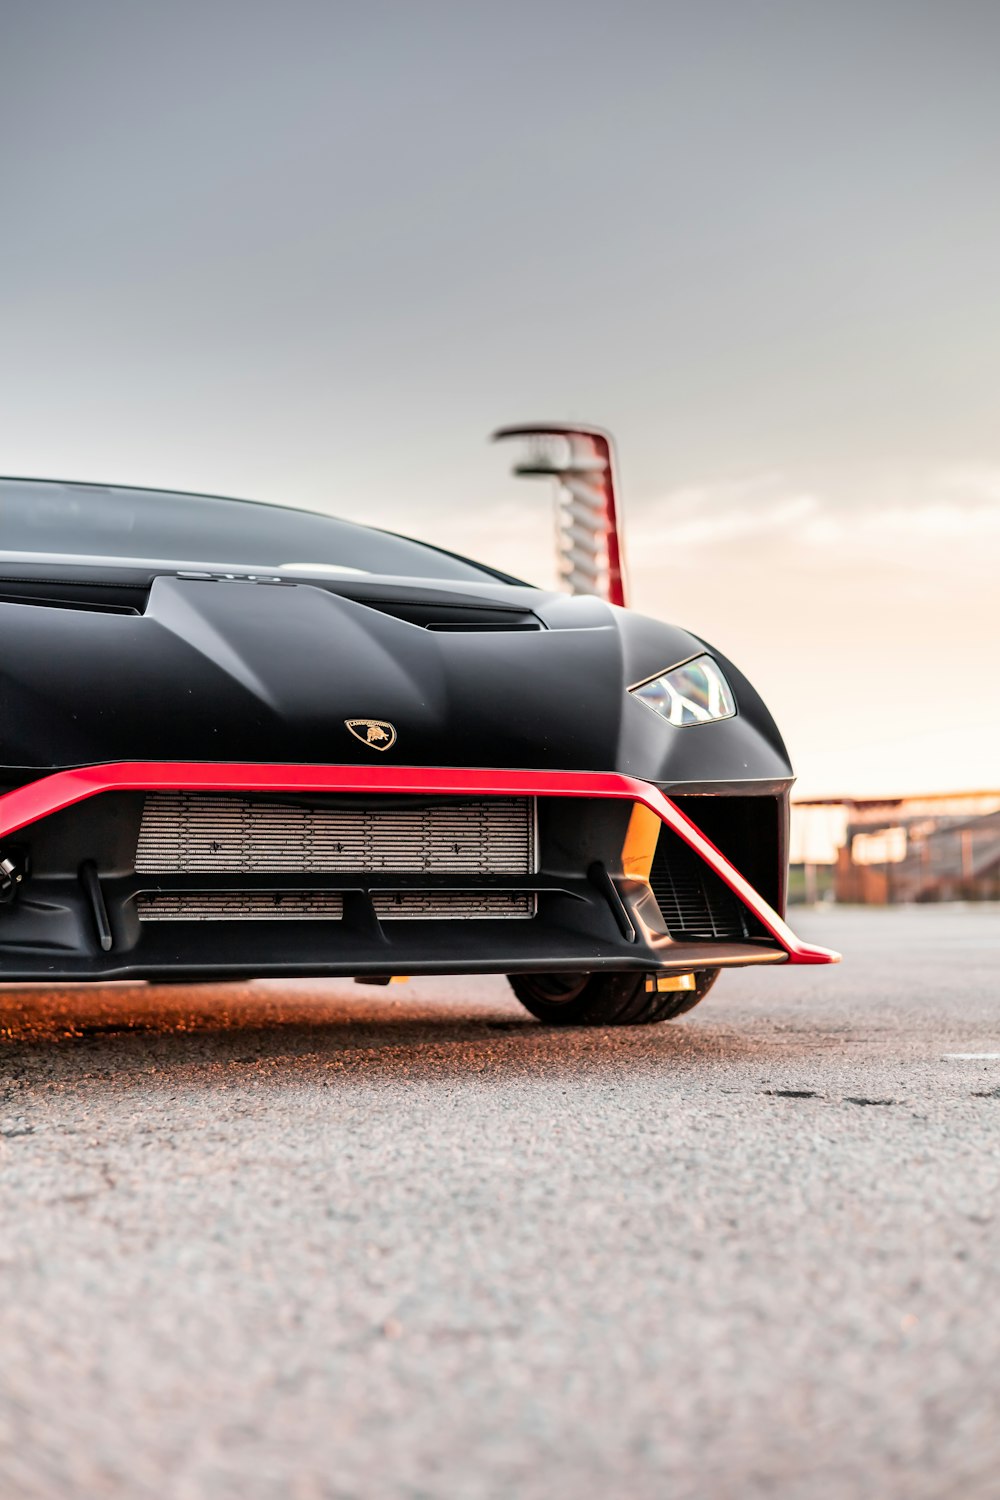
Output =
[{"x1": 507, "y1": 969, "x2": 720, "y2": 1026}]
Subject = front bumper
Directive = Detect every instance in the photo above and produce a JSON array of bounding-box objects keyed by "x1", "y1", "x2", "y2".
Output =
[{"x1": 0, "y1": 762, "x2": 840, "y2": 981}]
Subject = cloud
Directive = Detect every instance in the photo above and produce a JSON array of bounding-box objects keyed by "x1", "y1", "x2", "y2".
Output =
[
  {"x1": 629, "y1": 468, "x2": 1000, "y2": 563},
  {"x1": 634, "y1": 483, "x2": 823, "y2": 551},
  {"x1": 937, "y1": 465, "x2": 1000, "y2": 504},
  {"x1": 621, "y1": 464, "x2": 999, "y2": 797}
]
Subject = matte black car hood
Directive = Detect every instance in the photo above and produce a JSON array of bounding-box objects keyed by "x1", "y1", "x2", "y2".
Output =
[{"x1": 0, "y1": 572, "x2": 793, "y2": 785}]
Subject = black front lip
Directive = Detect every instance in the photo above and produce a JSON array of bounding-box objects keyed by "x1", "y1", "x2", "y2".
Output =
[
  {"x1": 0, "y1": 870, "x2": 785, "y2": 983},
  {"x1": 0, "y1": 763, "x2": 837, "y2": 977}
]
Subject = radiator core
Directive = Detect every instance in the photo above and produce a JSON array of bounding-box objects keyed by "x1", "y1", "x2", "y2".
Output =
[
  {"x1": 136, "y1": 890, "x2": 345, "y2": 921},
  {"x1": 135, "y1": 793, "x2": 536, "y2": 875}
]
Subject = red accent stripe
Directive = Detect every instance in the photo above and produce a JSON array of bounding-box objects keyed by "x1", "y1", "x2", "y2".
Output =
[
  {"x1": 0, "y1": 763, "x2": 839, "y2": 964},
  {"x1": 491, "y1": 424, "x2": 627, "y2": 607},
  {"x1": 589, "y1": 430, "x2": 627, "y2": 608}
]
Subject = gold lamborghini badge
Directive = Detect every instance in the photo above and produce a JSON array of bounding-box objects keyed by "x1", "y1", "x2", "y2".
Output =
[{"x1": 345, "y1": 718, "x2": 397, "y2": 752}]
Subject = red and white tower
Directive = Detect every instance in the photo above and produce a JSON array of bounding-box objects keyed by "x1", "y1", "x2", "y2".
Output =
[{"x1": 492, "y1": 423, "x2": 628, "y2": 607}]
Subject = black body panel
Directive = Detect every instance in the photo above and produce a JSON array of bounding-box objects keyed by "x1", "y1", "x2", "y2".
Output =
[
  {"x1": 0, "y1": 481, "x2": 797, "y2": 981},
  {"x1": 0, "y1": 791, "x2": 786, "y2": 982},
  {"x1": 0, "y1": 566, "x2": 793, "y2": 791}
]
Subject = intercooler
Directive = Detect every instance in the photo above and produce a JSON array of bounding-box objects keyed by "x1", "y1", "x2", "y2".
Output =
[
  {"x1": 135, "y1": 793, "x2": 536, "y2": 874},
  {"x1": 135, "y1": 890, "x2": 535, "y2": 921},
  {"x1": 371, "y1": 891, "x2": 535, "y2": 920},
  {"x1": 136, "y1": 890, "x2": 346, "y2": 921},
  {"x1": 133, "y1": 793, "x2": 537, "y2": 922}
]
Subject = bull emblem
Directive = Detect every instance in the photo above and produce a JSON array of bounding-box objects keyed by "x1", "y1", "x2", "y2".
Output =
[{"x1": 345, "y1": 718, "x2": 397, "y2": 752}]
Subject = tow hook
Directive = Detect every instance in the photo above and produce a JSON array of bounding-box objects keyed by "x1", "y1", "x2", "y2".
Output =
[{"x1": 0, "y1": 855, "x2": 24, "y2": 906}]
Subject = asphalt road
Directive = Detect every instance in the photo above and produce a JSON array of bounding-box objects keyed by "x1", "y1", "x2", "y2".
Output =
[{"x1": 1, "y1": 906, "x2": 998, "y2": 1500}]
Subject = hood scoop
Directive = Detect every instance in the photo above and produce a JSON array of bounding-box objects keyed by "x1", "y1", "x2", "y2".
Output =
[
  {"x1": 166, "y1": 573, "x2": 545, "y2": 631},
  {"x1": 324, "y1": 585, "x2": 544, "y2": 632},
  {"x1": 0, "y1": 577, "x2": 146, "y2": 615}
]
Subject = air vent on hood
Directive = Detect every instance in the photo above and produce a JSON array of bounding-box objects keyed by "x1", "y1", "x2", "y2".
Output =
[
  {"x1": 166, "y1": 575, "x2": 544, "y2": 630},
  {"x1": 321, "y1": 585, "x2": 544, "y2": 632},
  {"x1": 0, "y1": 578, "x2": 147, "y2": 615},
  {"x1": 423, "y1": 618, "x2": 542, "y2": 632},
  {"x1": 349, "y1": 598, "x2": 543, "y2": 631}
]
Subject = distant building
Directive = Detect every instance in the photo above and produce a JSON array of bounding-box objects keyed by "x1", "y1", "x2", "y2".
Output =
[{"x1": 790, "y1": 792, "x2": 1000, "y2": 904}]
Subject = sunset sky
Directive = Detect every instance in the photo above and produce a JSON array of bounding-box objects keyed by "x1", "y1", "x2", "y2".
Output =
[{"x1": 2, "y1": 2, "x2": 998, "y2": 799}]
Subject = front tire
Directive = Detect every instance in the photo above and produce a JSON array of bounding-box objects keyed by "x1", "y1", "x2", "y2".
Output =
[{"x1": 507, "y1": 969, "x2": 720, "y2": 1026}]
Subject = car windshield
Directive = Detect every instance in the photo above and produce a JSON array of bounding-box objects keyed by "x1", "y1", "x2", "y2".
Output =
[{"x1": 0, "y1": 478, "x2": 511, "y2": 583}]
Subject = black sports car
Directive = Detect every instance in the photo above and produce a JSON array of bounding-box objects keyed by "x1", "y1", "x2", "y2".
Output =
[{"x1": 0, "y1": 431, "x2": 837, "y2": 1025}]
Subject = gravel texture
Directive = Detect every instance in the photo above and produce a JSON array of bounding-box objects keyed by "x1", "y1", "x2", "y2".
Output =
[{"x1": 0, "y1": 906, "x2": 998, "y2": 1499}]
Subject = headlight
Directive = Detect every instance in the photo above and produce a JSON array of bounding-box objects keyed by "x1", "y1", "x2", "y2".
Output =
[{"x1": 630, "y1": 653, "x2": 736, "y2": 726}]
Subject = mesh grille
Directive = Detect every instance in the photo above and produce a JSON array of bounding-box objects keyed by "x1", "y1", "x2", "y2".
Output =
[
  {"x1": 372, "y1": 890, "x2": 535, "y2": 921},
  {"x1": 135, "y1": 888, "x2": 533, "y2": 922},
  {"x1": 136, "y1": 890, "x2": 344, "y2": 921},
  {"x1": 135, "y1": 794, "x2": 535, "y2": 875},
  {"x1": 649, "y1": 829, "x2": 765, "y2": 942}
]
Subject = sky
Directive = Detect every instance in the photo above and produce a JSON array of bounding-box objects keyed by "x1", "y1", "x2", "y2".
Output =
[{"x1": 2, "y1": 0, "x2": 998, "y2": 799}]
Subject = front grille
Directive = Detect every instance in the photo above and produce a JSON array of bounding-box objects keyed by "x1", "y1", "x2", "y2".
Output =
[
  {"x1": 136, "y1": 890, "x2": 344, "y2": 921},
  {"x1": 372, "y1": 890, "x2": 535, "y2": 920},
  {"x1": 135, "y1": 794, "x2": 535, "y2": 875},
  {"x1": 135, "y1": 888, "x2": 533, "y2": 922},
  {"x1": 649, "y1": 828, "x2": 766, "y2": 942}
]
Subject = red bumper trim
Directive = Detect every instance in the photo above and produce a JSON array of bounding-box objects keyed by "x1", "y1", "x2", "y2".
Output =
[{"x1": 0, "y1": 763, "x2": 839, "y2": 965}]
